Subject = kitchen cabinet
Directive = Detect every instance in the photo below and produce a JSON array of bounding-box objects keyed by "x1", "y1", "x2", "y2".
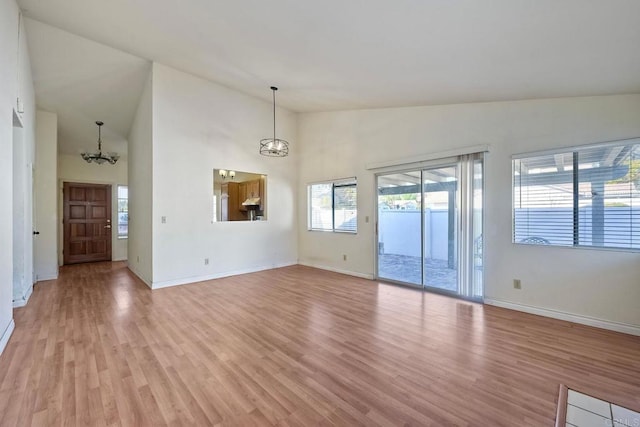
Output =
[
  {"x1": 238, "y1": 182, "x2": 247, "y2": 212},
  {"x1": 220, "y1": 182, "x2": 244, "y2": 221},
  {"x1": 247, "y1": 180, "x2": 260, "y2": 198},
  {"x1": 239, "y1": 179, "x2": 263, "y2": 212}
]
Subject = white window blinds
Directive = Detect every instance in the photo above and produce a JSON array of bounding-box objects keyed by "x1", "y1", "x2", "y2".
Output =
[{"x1": 513, "y1": 140, "x2": 640, "y2": 250}]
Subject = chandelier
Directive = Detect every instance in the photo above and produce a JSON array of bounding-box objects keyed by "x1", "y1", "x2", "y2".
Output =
[
  {"x1": 81, "y1": 121, "x2": 119, "y2": 165},
  {"x1": 259, "y1": 86, "x2": 289, "y2": 157}
]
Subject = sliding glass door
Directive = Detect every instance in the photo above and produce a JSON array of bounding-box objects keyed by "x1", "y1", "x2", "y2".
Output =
[
  {"x1": 377, "y1": 171, "x2": 422, "y2": 286},
  {"x1": 376, "y1": 154, "x2": 483, "y2": 299},
  {"x1": 422, "y1": 165, "x2": 458, "y2": 293}
]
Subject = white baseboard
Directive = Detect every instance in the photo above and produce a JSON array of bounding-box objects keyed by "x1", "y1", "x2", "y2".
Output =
[
  {"x1": 151, "y1": 261, "x2": 298, "y2": 290},
  {"x1": 297, "y1": 262, "x2": 375, "y2": 280},
  {"x1": 127, "y1": 266, "x2": 152, "y2": 289},
  {"x1": 0, "y1": 319, "x2": 15, "y2": 356},
  {"x1": 36, "y1": 271, "x2": 58, "y2": 282},
  {"x1": 13, "y1": 285, "x2": 33, "y2": 308},
  {"x1": 484, "y1": 298, "x2": 640, "y2": 337}
]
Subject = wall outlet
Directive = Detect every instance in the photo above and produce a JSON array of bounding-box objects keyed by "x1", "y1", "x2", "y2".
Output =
[
  {"x1": 204, "y1": 258, "x2": 209, "y2": 265},
  {"x1": 365, "y1": 216, "x2": 369, "y2": 223},
  {"x1": 161, "y1": 216, "x2": 167, "y2": 224},
  {"x1": 343, "y1": 254, "x2": 347, "y2": 261},
  {"x1": 137, "y1": 256, "x2": 140, "y2": 263},
  {"x1": 513, "y1": 279, "x2": 522, "y2": 289}
]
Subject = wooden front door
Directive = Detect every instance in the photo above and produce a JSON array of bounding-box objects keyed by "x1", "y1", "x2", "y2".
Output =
[{"x1": 63, "y1": 182, "x2": 112, "y2": 264}]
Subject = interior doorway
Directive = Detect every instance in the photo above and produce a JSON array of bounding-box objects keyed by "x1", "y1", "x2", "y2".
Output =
[
  {"x1": 376, "y1": 153, "x2": 484, "y2": 300},
  {"x1": 63, "y1": 182, "x2": 112, "y2": 264}
]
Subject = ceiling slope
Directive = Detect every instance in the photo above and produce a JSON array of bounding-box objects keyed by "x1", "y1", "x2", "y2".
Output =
[
  {"x1": 19, "y1": 0, "x2": 640, "y2": 112},
  {"x1": 25, "y1": 18, "x2": 150, "y2": 157}
]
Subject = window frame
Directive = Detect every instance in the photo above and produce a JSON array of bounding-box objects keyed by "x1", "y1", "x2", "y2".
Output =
[
  {"x1": 117, "y1": 184, "x2": 128, "y2": 239},
  {"x1": 512, "y1": 138, "x2": 640, "y2": 252},
  {"x1": 307, "y1": 177, "x2": 357, "y2": 234}
]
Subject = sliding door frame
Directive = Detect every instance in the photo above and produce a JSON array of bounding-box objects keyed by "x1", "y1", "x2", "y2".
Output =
[{"x1": 374, "y1": 153, "x2": 485, "y2": 302}]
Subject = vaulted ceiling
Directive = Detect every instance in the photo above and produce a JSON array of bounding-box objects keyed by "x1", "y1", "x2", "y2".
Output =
[
  {"x1": 25, "y1": 19, "x2": 150, "y2": 158},
  {"x1": 19, "y1": 0, "x2": 640, "y2": 155}
]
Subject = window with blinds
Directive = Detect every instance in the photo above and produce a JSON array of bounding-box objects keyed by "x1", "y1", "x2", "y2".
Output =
[
  {"x1": 513, "y1": 140, "x2": 640, "y2": 250},
  {"x1": 308, "y1": 178, "x2": 357, "y2": 233}
]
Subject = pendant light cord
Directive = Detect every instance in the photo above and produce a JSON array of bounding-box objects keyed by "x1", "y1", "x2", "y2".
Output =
[
  {"x1": 272, "y1": 87, "x2": 277, "y2": 141},
  {"x1": 98, "y1": 124, "x2": 102, "y2": 152}
]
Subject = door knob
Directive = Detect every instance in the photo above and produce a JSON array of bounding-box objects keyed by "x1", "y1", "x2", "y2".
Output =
[
  {"x1": 33, "y1": 231, "x2": 40, "y2": 235},
  {"x1": 104, "y1": 225, "x2": 111, "y2": 229}
]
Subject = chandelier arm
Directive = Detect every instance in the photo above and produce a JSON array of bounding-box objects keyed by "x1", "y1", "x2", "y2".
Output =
[{"x1": 82, "y1": 121, "x2": 118, "y2": 164}]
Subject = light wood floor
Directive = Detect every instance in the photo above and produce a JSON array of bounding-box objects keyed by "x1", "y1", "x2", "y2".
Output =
[{"x1": 1, "y1": 262, "x2": 639, "y2": 426}]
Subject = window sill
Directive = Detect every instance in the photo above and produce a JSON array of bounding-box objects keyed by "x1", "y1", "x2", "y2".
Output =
[{"x1": 308, "y1": 229, "x2": 357, "y2": 235}]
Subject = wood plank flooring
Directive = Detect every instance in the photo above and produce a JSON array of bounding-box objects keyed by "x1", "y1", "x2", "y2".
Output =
[{"x1": 0, "y1": 262, "x2": 639, "y2": 426}]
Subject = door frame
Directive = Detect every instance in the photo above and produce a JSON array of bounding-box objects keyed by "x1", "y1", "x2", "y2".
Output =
[
  {"x1": 58, "y1": 178, "x2": 125, "y2": 266},
  {"x1": 373, "y1": 154, "x2": 485, "y2": 301},
  {"x1": 62, "y1": 181, "x2": 113, "y2": 265}
]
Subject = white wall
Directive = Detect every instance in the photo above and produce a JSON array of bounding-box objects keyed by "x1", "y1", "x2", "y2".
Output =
[
  {"x1": 0, "y1": 0, "x2": 36, "y2": 352},
  {"x1": 127, "y1": 72, "x2": 153, "y2": 286},
  {"x1": 57, "y1": 154, "x2": 128, "y2": 263},
  {"x1": 12, "y1": 123, "x2": 25, "y2": 302},
  {"x1": 150, "y1": 63, "x2": 298, "y2": 288},
  {"x1": 12, "y1": 6, "x2": 36, "y2": 308},
  {"x1": 298, "y1": 94, "x2": 640, "y2": 331},
  {"x1": 34, "y1": 110, "x2": 58, "y2": 281}
]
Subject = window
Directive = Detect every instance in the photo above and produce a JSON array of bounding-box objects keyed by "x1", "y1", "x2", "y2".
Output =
[
  {"x1": 513, "y1": 139, "x2": 640, "y2": 250},
  {"x1": 308, "y1": 178, "x2": 357, "y2": 233},
  {"x1": 117, "y1": 185, "x2": 128, "y2": 238}
]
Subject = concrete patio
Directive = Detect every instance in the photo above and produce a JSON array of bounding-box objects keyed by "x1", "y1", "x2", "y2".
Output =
[{"x1": 378, "y1": 254, "x2": 458, "y2": 291}]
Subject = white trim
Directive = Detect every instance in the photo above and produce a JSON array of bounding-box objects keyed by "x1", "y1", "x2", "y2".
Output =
[
  {"x1": 307, "y1": 176, "x2": 357, "y2": 186},
  {"x1": 150, "y1": 261, "x2": 298, "y2": 290},
  {"x1": 127, "y1": 266, "x2": 152, "y2": 289},
  {"x1": 511, "y1": 136, "x2": 640, "y2": 159},
  {"x1": 484, "y1": 298, "x2": 640, "y2": 337},
  {"x1": 13, "y1": 285, "x2": 33, "y2": 308},
  {"x1": 36, "y1": 270, "x2": 58, "y2": 281},
  {"x1": 297, "y1": 262, "x2": 375, "y2": 280},
  {"x1": 365, "y1": 144, "x2": 489, "y2": 171},
  {"x1": 0, "y1": 319, "x2": 15, "y2": 356}
]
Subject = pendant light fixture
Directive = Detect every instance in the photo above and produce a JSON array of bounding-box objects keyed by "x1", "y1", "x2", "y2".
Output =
[
  {"x1": 260, "y1": 86, "x2": 289, "y2": 157},
  {"x1": 81, "y1": 121, "x2": 119, "y2": 165}
]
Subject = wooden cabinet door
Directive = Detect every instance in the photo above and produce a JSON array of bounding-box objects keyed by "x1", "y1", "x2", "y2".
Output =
[
  {"x1": 247, "y1": 180, "x2": 260, "y2": 198},
  {"x1": 63, "y1": 182, "x2": 112, "y2": 264},
  {"x1": 238, "y1": 182, "x2": 247, "y2": 211},
  {"x1": 226, "y1": 183, "x2": 245, "y2": 221}
]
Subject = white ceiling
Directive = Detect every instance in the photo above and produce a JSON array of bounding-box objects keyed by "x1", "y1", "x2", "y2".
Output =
[
  {"x1": 24, "y1": 18, "x2": 150, "y2": 158},
  {"x1": 20, "y1": 0, "x2": 640, "y2": 156}
]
